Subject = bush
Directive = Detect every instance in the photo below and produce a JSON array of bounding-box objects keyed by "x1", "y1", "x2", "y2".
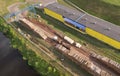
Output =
[{"x1": 0, "y1": 17, "x2": 65, "y2": 76}]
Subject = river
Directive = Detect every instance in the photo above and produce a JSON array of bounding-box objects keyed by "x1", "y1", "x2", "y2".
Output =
[{"x1": 0, "y1": 32, "x2": 41, "y2": 76}]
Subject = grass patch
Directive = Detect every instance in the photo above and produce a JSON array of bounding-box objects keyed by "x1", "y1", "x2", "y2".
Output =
[
  {"x1": 18, "y1": 3, "x2": 31, "y2": 9},
  {"x1": 65, "y1": 0, "x2": 120, "y2": 26},
  {"x1": 57, "y1": 0, "x2": 74, "y2": 8},
  {"x1": 102, "y1": 0, "x2": 120, "y2": 6},
  {"x1": 0, "y1": 0, "x2": 25, "y2": 15}
]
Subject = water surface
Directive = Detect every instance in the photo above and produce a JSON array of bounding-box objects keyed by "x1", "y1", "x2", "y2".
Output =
[{"x1": 0, "y1": 32, "x2": 40, "y2": 76}]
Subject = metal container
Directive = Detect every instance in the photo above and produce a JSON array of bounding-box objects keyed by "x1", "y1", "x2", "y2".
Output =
[
  {"x1": 75, "y1": 42, "x2": 82, "y2": 48},
  {"x1": 64, "y1": 36, "x2": 74, "y2": 44}
]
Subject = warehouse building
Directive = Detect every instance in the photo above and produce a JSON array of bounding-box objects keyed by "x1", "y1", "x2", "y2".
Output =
[{"x1": 44, "y1": 3, "x2": 120, "y2": 49}]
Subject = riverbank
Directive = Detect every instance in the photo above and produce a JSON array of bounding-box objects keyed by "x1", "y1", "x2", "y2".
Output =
[
  {"x1": 0, "y1": 32, "x2": 40, "y2": 76},
  {"x1": 0, "y1": 16, "x2": 68, "y2": 76}
]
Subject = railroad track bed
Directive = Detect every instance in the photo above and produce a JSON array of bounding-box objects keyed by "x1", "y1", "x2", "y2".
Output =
[{"x1": 19, "y1": 17, "x2": 120, "y2": 76}]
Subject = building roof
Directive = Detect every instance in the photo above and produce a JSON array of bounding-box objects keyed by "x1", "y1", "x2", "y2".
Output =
[
  {"x1": 46, "y1": 3, "x2": 84, "y2": 20},
  {"x1": 45, "y1": 3, "x2": 120, "y2": 42},
  {"x1": 78, "y1": 14, "x2": 120, "y2": 42}
]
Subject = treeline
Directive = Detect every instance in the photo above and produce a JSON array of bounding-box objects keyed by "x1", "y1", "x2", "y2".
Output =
[{"x1": 0, "y1": 17, "x2": 65, "y2": 76}]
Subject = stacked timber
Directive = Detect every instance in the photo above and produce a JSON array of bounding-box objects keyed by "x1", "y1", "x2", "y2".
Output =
[
  {"x1": 55, "y1": 44, "x2": 70, "y2": 54},
  {"x1": 88, "y1": 62, "x2": 112, "y2": 76},
  {"x1": 70, "y1": 53, "x2": 112, "y2": 76},
  {"x1": 34, "y1": 28, "x2": 47, "y2": 40},
  {"x1": 20, "y1": 18, "x2": 47, "y2": 40},
  {"x1": 53, "y1": 35, "x2": 111, "y2": 76},
  {"x1": 55, "y1": 43, "x2": 111, "y2": 76},
  {"x1": 90, "y1": 52, "x2": 120, "y2": 74}
]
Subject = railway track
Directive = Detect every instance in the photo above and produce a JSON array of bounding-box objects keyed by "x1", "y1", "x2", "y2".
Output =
[
  {"x1": 27, "y1": 18, "x2": 90, "y2": 57},
  {"x1": 19, "y1": 17, "x2": 120, "y2": 76}
]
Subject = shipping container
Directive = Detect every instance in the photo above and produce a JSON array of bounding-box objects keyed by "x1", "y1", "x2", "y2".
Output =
[
  {"x1": 64, "y1": 36, "x2": 74, "y2": 44},
  {"x1": 75, "y1": 42, "x2": 82, "y2": 48}
]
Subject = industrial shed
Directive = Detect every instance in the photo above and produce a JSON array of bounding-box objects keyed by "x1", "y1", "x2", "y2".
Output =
[
  {"x1": 44, "y1": 8, "x2": 64, "y2": 22},
  {"x1": 44, "y1": 3, "x2": 120, "y2": 49},
  {"x1": 79, "y1": 14, "x2": 120, "y2": 49},
  {"x1": 44, "y1": 3, "x2": 86, "y2": 31}
]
